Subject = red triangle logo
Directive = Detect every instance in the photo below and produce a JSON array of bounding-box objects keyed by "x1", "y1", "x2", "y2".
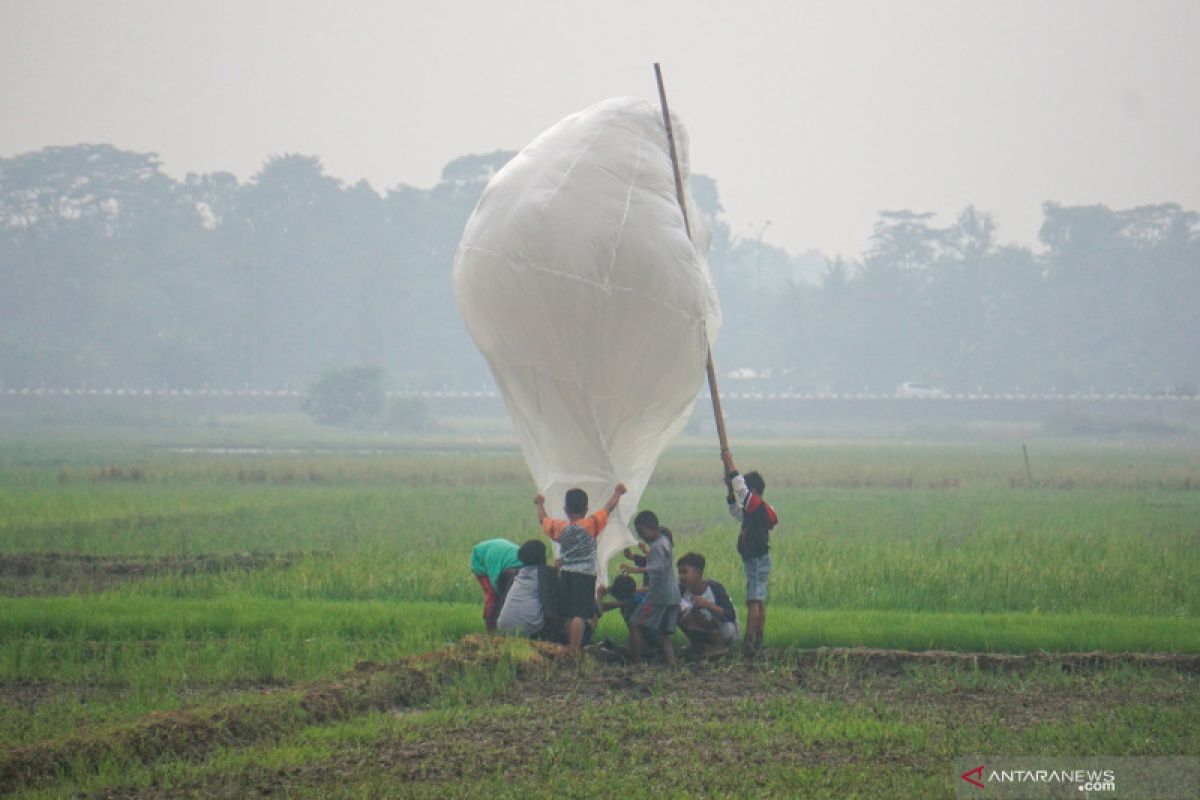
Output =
[{"x1": 961, "y1": 764, "x2": 985, "y2": 788}]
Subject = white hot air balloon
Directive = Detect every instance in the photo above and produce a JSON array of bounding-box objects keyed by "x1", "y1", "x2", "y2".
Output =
[{"x1": 453, "y1": 96, "x2": 721, "y2": 582}]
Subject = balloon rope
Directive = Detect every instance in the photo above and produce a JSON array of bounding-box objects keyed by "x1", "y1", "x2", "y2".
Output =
[{"x1": 653, "y1": 63, "x2": 731, "y2": 458}]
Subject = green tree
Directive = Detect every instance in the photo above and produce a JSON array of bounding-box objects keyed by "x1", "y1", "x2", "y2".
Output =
[{"x1": 302, "y1": 365, "x2": 386, "y2": 427}]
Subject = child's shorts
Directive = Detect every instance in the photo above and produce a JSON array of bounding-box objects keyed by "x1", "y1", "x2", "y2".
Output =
[
  {"x1": 559, "y1": 570, "x2": 598, "y2": 619},
  {"x1": 636, "y1": 602, "x2": 679, "y2": 636},
  {"x1": 742, "y1": 552, "x2": 772, "y2": 603}
]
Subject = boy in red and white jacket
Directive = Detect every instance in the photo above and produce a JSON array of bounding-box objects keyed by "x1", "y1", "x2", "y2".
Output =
[{"x1": 722, "y1": 448, "x2": 778, "y2": 654}]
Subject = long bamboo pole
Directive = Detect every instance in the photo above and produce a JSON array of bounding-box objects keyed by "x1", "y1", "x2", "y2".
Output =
[{"x1": 653, "y1": 62, "x2": 731, "y2": 457}]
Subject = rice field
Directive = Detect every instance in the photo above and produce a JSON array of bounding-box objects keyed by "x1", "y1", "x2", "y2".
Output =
[{"x1": 1, "y1": 419, "x2": 1197, "y2": 796}]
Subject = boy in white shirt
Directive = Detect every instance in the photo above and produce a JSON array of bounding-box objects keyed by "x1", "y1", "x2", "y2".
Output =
[{"x1": 677, "y1": 551, "x2": 739, "y2": 657}]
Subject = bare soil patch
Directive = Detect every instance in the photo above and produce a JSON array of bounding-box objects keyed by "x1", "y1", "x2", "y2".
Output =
[{"x1": 0, "y1": 552, "x2": 306, "y2": 595}]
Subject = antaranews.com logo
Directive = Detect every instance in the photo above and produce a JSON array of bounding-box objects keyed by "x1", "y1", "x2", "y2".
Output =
[{"x1": 955, "y1": 757, "x2": 1198, "y2": 799}]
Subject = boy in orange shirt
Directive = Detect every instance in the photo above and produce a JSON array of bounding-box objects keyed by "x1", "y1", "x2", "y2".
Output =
[{"x1": 534, "y1": 483, "x2": 626, "y2": 653}]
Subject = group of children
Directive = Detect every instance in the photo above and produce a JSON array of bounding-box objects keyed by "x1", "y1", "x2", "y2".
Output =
[{"x1": 468, "y1": 448, "x2": 778, "y2": 661}]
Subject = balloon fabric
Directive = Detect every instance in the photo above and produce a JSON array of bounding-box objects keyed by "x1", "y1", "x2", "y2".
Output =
[{"x1": 453, "y1": 96, "x2": 721, "y2": 582}]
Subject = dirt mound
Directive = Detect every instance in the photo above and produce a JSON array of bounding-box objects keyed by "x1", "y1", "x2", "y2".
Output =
[
  {"x1": 5, "y1": 637, "x2": 1193, "y2": 794},
  {"x1": 502, "y1": 643, "x2": 1200, "y2": 707},
  {"x1": 142, "y1": 644, "x2": 1198, "y2": 798},
  {"x1": 0, "y1": 635, "x2": 561, "y2": 794}
]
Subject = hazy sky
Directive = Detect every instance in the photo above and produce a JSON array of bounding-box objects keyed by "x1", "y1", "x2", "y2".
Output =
[{"x1": 4, "y1": 0, "x2": 1199, "y2": 257}]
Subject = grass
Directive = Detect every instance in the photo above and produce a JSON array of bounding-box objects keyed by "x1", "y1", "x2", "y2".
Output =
[
  {"x1": 11, "y1": 645, "x2": 1196, "y2": 798},
  {"x1": 2, "y1": 463, "x2": 1197, "y2": 615},
  {"x1": 1, "y1": 635, "x2": 542, "y2": 795},
  {"x1": 2, "y1": 599, "x2": 1196, "y2": 687},
  {"x1": 0, "y1": 419, "x2": 1197, "y2": 795}
]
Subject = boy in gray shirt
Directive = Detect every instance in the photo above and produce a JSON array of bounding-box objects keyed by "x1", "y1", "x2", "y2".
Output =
[
  {"x1": 620, "y1": 510, "x2": 680, "y2": 666},
  {"x1": 496, "y1": 540, "x2": 565, "y2": 639}
]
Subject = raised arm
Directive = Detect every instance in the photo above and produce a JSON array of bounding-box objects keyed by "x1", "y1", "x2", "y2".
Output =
[
  {"x1": 722, "y1": 450, "x2": 747, "y2": 521},
  {"x1": 534, "y1": 494, "x2": 549, "y2": 525},
  {"x1": 729, "y1": 473, "x2": 750, "y2": 507},
  {"x1": 602, "y1": 482, "x2": 627, "y2": 515}
]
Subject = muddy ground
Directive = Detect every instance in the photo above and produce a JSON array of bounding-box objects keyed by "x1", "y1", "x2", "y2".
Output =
[{"x1": 6, "y1": 638, "x2": 1193, "y2": 797}]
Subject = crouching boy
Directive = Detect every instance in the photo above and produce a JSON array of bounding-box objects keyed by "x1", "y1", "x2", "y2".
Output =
[
  {"x1": 597, "y1": 573, "x2": 660, "y2": 661},
  {"x1": 677, "y1": 552, "x2": 739, "y2": 657},
  {"x1": 496, "y1": 540, "x2": 566, "y2": 639},
  {"x1": 469, "y1": 538, "x2": 523, "y2": 632}
]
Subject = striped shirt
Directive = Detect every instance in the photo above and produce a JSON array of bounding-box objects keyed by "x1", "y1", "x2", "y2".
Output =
[{"x1": 543, "y1": 510, "x2": 609, "y2": 575}]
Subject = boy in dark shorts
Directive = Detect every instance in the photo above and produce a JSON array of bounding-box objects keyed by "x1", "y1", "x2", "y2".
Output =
[
  {"x1": 599, "y1": 573, "x2": 643, "y2": 626},
  {"x1": 535, "y1": 482, "x2": 626, "y2": 654},
  {"x1": 621, "y1": 510, "x2": 681, "y2": 666},
  {"x1": 722, "y1": 448, "x2": 779, "y2": 655},
  {"x1": 597, "y1": 573, "x2": 664, "y2": 661}
]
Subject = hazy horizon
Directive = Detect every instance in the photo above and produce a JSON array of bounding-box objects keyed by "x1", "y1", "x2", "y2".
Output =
[{"x1": 4, "y1": 0, "x2": 1199, "y2": 258}]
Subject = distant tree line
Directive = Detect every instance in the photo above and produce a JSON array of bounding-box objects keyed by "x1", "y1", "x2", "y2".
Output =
[
  {"x1": 2, "y1": 144, "x2": 1197, "y2": 394},
  {"x1": 714, "y1": 201, "x2": 1199, "y2": 394}
]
